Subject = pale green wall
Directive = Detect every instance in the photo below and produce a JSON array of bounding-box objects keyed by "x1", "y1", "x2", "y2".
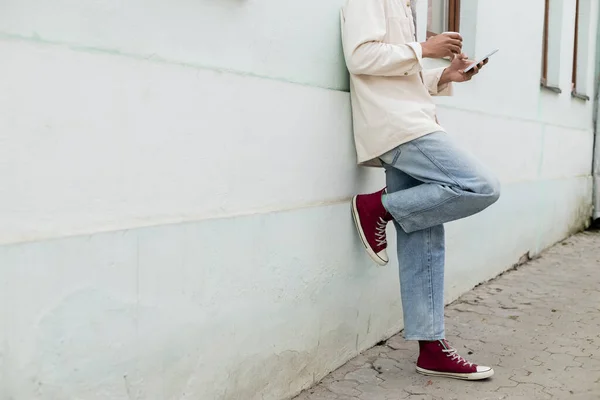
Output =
[{"x1": 0, "y1": 0, "x2": 351, "y2": 91}]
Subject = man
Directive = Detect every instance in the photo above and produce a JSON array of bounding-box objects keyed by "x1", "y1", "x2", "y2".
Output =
[{"x1": 342, "y1": 0, "x2": 500, "y2": 381}]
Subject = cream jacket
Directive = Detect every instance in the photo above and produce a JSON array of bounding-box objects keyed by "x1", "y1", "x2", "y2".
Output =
[{"x1": 341, "y1": 0, "x2": 453, "y2": 166}]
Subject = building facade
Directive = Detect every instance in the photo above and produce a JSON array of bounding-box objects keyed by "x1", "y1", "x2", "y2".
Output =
[{"x1": 0, "y1": 0, "x2": 597, "y2": 399}]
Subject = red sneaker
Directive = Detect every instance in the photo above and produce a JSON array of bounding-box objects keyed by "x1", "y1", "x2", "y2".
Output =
[
  {"x1": 351, "y1": 188, "x2": 393, "y2": 266},
  {"x1": 416, "y1": 340, "x2": 494, "y2": 380}
]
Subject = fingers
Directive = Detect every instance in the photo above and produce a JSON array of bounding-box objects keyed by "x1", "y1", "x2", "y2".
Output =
[
  {"x1": 457, "y1": 71, "x2": 471, "y2": 82},
  {"x1": 449, "y1": 45, "x2": 462, "y2": 54},
  {"x1": 439, "y1": 35, "x2": 462, "y2": 55},
  {"x1": 427, "y1": 32, "x2": 466, "y2": 58},
  {"x1": 445, "y1": 32, "x2": 462, "y2": 40},
  {"x1": 446, "y1": 38, "x2": 462, "y2": 54},
  {"x1": 442, "y1": 48, "x2": 458, "y2": 58}
]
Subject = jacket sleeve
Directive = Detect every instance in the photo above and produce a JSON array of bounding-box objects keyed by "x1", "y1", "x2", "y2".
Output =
[
  {"x1": 422, "y1": 67, "x2": 454, "y2": 96},
  {"x1": 342, "y1": 0, "x2": 423, "y2": 77}
]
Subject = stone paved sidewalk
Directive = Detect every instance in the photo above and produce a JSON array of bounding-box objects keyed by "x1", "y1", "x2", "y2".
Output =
[{"x1": 293, "y1": 231, "x2": 600, "y2": 400}]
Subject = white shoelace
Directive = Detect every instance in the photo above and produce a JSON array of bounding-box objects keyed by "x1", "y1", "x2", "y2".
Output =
[
  {"x1": 443, "y1": 347, "x2": 474, "y2": 367},
  {"x1": 375, "y1": 217, "x2": 388, "y2": 246}
]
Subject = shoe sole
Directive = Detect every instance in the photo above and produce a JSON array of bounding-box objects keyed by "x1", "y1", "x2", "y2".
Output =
[
  {"x1": 351, "y1": 196, "x2": 388, "y2": 266},
  {"x1": 416, "y1": 366, "x2": 494, "y2": 381}
]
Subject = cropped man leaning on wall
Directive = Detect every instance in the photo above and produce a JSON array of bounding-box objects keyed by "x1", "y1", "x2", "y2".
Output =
[{"x1": 342, "y1": 0, "x2": 500, "y2": 381}]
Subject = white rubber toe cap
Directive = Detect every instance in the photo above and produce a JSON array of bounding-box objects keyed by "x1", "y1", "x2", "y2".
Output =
[{"x1": 376, "y1": 249, "x2": 389, "y2": 265}]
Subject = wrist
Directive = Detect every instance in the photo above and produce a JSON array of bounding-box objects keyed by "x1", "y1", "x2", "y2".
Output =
[
  {"x1": 439, "y1": 67, "x2": 452, "y2": 85},
  {"x1": 420, "y1": 43, "x2": 432, "y2": 58}
]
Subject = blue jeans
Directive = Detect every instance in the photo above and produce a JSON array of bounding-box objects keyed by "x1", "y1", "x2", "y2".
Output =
[{"x1": 380, "y1": 132, "x2": 500, "y2": 340}]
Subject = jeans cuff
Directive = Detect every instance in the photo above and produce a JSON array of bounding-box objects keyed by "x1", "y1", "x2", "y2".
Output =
[{"x1": 403, "y1": 334, "x2": 445, "y2": 341}]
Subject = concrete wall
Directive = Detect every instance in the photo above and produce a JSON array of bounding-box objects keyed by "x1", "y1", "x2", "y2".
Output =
[{"x1": 0, "y1": 0, "x2": 596, "y2": 399}]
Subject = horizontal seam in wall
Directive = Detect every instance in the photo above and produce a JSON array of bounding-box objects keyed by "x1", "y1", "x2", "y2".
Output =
[
  {"x1": 0, "y1": 174, "x2": 592, "y2": 247},
  {"x1": 0, "y1": 31, "x2": 348, "y2": 93},
  {"x1": 0, "y1": 33, "x2": 594, "y2": 132},
  {"x1": 437, "y1": 104, "x2": 594, "y2": 133},
  {"x1": 0, "y1": 33, "x2": 595, "y2": 135}
]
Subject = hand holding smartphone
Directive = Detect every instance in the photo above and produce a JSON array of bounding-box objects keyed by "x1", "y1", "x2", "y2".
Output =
[{"x1": 464, "y1": 49, "x2": 499, "y2": 73}]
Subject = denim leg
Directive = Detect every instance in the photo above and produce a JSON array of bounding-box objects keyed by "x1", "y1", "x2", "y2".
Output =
[
  {"x1": 385, "y1": 166, "x2": 446, "y2": 340},
  {"x1": 381, "y1": 132, "x2": 501, "y2": 233},
  {"x1": 381, "y1": 132, "x2": 499, "y2": 340}
]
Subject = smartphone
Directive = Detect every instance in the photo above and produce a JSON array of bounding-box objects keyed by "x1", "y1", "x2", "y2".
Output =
[{"x1": 464, "y1": 49, "x2": 499, "y2": 73}]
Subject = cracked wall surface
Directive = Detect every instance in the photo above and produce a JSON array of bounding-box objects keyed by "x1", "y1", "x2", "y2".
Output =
[{"x1": 294, "y1": 232, "x2": 600, "y2": 400}]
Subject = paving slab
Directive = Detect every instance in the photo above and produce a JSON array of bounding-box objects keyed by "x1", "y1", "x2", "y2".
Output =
[{"x1": 293, "y1": 231, "x2": 600, "y2": 400}]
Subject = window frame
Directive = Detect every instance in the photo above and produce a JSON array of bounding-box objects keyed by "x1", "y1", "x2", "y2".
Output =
[
  {"x1": 540, "y1": 0, "x2": 562, "y2": 93},
  {"x1": 448, "y1": 0, "x2": 461, "y2": 33},
  {"x1": 572, "y1": 0, "x2": 579, "y2": 89},
  {"x1": 426, "y1": 0, "x2": 461, "y2": 39},
  {"x1": 571, "y1": 0, "x2": 590, "y2": 100},
  {"x1": 541, "y1": 0, "x2": 550, "y2": 86}
]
